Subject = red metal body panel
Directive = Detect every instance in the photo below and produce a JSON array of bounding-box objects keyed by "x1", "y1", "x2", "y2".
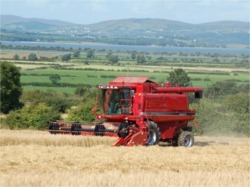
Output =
[
  {"x1": 154, "y1": 87, "x2": 203, "y2": 93},
  {"x1": 143, "y1": 94, "x2": 188, "y2": 112},
  {"x1": 157, "y1": 121, "x2": 188, "y2": 139}
]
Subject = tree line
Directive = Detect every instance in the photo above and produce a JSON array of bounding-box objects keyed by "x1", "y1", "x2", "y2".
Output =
[{"x1": 12, "y1": 50, "x2": 149, "y2": 65}]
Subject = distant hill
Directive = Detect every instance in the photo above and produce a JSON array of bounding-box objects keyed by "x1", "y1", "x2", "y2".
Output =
[
  {"x1": 86, "y1": 19, "x2": 248, "y2": 33},
  {"x1": 197, "y1": 21, "x2": 249, "y2": 32},
  {"x1": 1, "y1": 15, "x2": 74, "y2": 26},
  {"x1": 86, "y1": 18, "x2": 194, "y2": 35},
  {"x1": 1, "y1": 15, "x2": 249, "y2": 47}
]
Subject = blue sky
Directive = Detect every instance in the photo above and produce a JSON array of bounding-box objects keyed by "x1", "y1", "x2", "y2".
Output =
[{"x1": 1, "y1": 0, "x2": 249, "y2": 24}]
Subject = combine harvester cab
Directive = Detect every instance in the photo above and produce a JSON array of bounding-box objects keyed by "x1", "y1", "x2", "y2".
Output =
[{"x1": 49, "y1": 76, "x2": 203, "y2": 147}]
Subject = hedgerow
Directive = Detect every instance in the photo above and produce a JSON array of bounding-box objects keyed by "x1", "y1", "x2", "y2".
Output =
[{"x1": 5, "y1": 103, "x2": 60, "y2": 130}]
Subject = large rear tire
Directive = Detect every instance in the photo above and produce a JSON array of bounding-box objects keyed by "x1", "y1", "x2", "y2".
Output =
[
  {"x1": 147, "y1": 121, "x2": 160, "y2": 145},
  {"x1": 178, "y1": 131, "x2": 194, "y2": 147}
]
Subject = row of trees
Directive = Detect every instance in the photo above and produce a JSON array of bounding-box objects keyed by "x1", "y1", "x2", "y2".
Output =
[
  {"x1": 5, "y1": 44, "x2": 247, "y2": 58},
  {"x1": 15, "y1": 51, "x2": 248, "y2": 68},
  {"x1": 14, "y1": 53, "x2": 38, "y2": 61},
  {"x1": 15, "y1": 51, "x2": 241, "y2": 67},
  {"x1": 12, "y1": 49, "x2": 95, "y2": 62},
  {"x1": 13, "y1": 50, "x2": 149, "y2": 64},
  {"x1": 10, "y1": 46, "x2": 248, "y2": 68}
]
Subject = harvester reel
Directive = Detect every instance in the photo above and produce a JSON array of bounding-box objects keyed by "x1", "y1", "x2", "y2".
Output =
[
  {"x1": 94, "y1": 124, "x2": 105, "y2": 136},
  {"x1": 147, "y1": 121, "x2": 160, "y2": 145},
  {"x1": 48, "y1": 122, "x2": 59, "y2": 134},
  {"x1": 71, "y1": 122, "x2": 81, "y2": 135}
]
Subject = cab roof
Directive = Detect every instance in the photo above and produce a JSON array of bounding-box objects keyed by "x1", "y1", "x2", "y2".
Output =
[{"x1": 109, "y1": 76, "x2": 154, "y2": 84}]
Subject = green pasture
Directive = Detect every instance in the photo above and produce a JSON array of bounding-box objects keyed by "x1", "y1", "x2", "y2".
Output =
[
  {"x1": 20, "y1": 66, "x2": 249, "y2": 94},
  {"x1": 21, "y1": 68, "x2": 165, "y2": 85},
  {"x1": 22, "y1": 85, "x2": 76, "y2": 94}
]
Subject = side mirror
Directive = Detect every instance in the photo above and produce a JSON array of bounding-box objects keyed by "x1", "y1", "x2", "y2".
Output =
[{"x1": 195, "y1": 91, "x2": 203, "y2": 99}]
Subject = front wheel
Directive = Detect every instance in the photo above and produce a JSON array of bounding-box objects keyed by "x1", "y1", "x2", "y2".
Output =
[
  {"x1": 178, "y1": 131, "x2": 194, "y2": 147},
  {"x1": 117, "y1": 122, "x2": 130, "y2": 138},
  {"x1": 147, "y1": 121, "x2": 160, "y2": 145}
]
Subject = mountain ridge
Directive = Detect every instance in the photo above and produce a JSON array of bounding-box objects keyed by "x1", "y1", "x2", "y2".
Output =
[
  {"x1": 1, "y1": 15, "x2": 249, "y2": 47},
  {"x1": 1, "y1": 15, "x2": 248, "y2": 28},
  {"x1": 1, "y1": 15, "x2": 75, "y2": 26}
]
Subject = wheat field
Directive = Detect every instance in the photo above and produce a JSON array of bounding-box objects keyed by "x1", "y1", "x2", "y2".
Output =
[{"x1": 0, "y1": 130, "x2": 249, "y2": 187}]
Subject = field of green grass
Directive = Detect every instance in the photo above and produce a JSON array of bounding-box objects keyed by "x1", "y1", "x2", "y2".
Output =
[
  {"x1": 20, "y1": 65, "x2": 249, "y2": 92},
  {"x1": 22, "y1": 85, "x2": 76, "y2": 94}
]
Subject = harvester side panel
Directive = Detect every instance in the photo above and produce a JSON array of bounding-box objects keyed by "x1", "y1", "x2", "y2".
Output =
[
  {"x1": 143, "y1": 94, "x2": 188, "y2": 112},
  {"x1": 157, "y1": 121, "x2": 188, "y2": 139}
]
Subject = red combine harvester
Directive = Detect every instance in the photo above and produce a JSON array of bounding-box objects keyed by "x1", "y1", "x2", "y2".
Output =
[{"x1": 49, "y1": 76, "x2": 203, "y2": 147}]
